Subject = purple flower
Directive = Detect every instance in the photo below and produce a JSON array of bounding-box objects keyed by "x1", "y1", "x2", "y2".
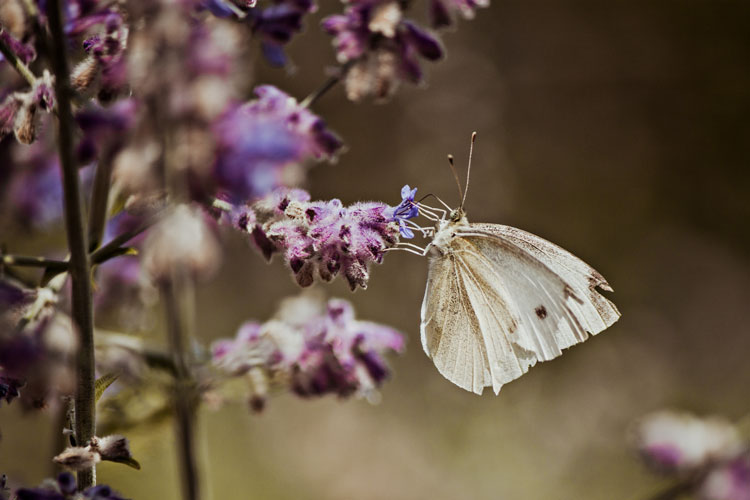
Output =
[
  {"x1": 322, "y1": 1, "x2": 444, "y2": 101},
  {"x1": 238, "y1": 188, "x2": 400, "y2": 290},
  {"x1": 14, "y1": 473, "x2": 128, "y2": 500},
  {"x1": 701, "y1": 454, "x2": 750, "y2": 500},
  {"x1": 386, "y1": 184, "x2": 419, "y2": 239},
  {"x1": 74, "y1": 99, "x2": 137, "y2": 163},
  {"x1": 634, "y1": 411, "x2": 744, "y2": 474},
  {"x1": 212, "y1": 86, "x2": 344, "y2": 202},
  {"x1": 212, "y1": 292, "x2": 404, "y2": 408},
  {"x1": 0, "y1": 72, "x2": 55, "y2": 145},
  {"x1": 0, "y1": 28, "x2": 36, "y2": 65},
  {"x1": 249, "y1": 1, "x2": 316, "y2": 67},
  {"x1": 4, "y1": 142, "x2": 94, "y2": 230},
  {"x1": 70, "y1": 11, "x2": 128, "y2": 101}
]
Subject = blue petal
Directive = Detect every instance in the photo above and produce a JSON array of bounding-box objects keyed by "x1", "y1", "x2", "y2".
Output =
[
  {"x1": 399, "y1": 221, "x2": 415, "y2": 239},
  {"x1": 400, "y1": 184, "x2": 417, "y2": 201}
]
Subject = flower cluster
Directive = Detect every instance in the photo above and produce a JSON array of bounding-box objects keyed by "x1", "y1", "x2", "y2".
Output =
[
  {"x1": 0, "y1": 279, "x2": 77, "y2": 409},
  {"x1": 634, "y1": 410, "x2": 750, "y2": 500},
  {"x1": 212, "y1": 85, "x2": 344, "y2": 202},
  {"x1": 212, "y1": 292, "x2": 404, "y2": 410},
  {"x1": 322, "y1": 0, "x2": 444, "y2": 101},
  {"x1": 14, "y1": 473, "x2": 126, "y2": 500},
  {"x1": 223, "y1": 188, "x2": 401, "y2": 290}
]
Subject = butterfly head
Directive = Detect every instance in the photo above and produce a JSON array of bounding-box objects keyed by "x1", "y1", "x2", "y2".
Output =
[{"x1": 449, "y1": 207, "x2": 466, "y2": 223}]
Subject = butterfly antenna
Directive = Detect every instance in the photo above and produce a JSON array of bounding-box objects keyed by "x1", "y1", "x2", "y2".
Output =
[
  {"x1": 460, "y1": 131, "x2": 477, "y2": 210},
  {"x1": 447, "y1": 154, "x2": 464, "y2": 206}
]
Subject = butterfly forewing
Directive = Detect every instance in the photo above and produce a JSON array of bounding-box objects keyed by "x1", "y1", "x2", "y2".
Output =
[{"x1": 421, "y1": 221, "x2": 621, "y2": 395}]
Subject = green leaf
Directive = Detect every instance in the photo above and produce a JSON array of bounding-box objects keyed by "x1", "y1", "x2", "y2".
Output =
[
  {"x1": 104, "y1": 456, "x2": 142, "y2": 470},
  {"x1": 95, "y1": 373, "x2": 119, "y2": 403}
]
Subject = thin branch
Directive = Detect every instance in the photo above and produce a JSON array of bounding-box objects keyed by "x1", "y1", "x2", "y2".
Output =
[
  {"x1": 87, "y1": 155, "x2": 115, "y2": 251},
  {"x1": 91, "y1": 213, "x2": 159, "y2": 264},
  {"x1": 1, "y1": 254, "x2": 68, "y2": 271},
  {"x1": 0, "y1": 26, "x2": 37, "y2": 87},
  {"x1": 300, "y1": 62, "x2": 354, "y2": 108},
  {"x1": 47, "y1": 0, "x2": 97, "y2": 490}
]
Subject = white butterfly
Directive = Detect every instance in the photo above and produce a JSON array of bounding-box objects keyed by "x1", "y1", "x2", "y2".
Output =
[{"x1": 395, "y1": 133, "x2": 620, "y2": 395}]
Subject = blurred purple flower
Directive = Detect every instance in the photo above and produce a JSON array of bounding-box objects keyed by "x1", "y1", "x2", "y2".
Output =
[
  {"x1": 386, "y1": 184, "x2": 419, "y2": 238},
  {"x1": 70, "y1": 10, "x2": 129, "y2": 101},
  {"x1": 4, "y1": 141, "x2": 94, "y2": 230},
  {"x1": 238, "y1": 188, "x2": 400, "y2": 290},
  {"x1": 212, "y1": 292, "x2": 404, "y2": 409},
  {"x1": 212, "y1": 86, "x2": 343, "y2": 202},
  {"x1": 322, "y1": 0, "x2": 444, "y2": 101},
  {"x1": 0, "y1": 27, "x2": 36, "y2": 65},
  {"x1": 0, "y1": 72, "x2": 55, "y2": 145},
  {"x1": 75, "y1": 99, "x2": 137, "y2": 163},
  {"x1": 635, "y1": 411, "x2": 744, "y2": 474},
  {"x1": 249, "y1": 0, "x2": 316, "y2": 67},
  {"x1": 14, "y1": 473, "x2": 127, "y2": 500},
  {"x1": 702, "y1": 454, "x2": 750, "y2": 500},
  {"x1": 428, "y1": 0, "x2": 489, "y2": 28}
]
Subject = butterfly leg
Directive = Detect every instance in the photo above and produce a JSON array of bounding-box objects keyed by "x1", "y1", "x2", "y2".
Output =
[
  {"x1": 404, "y1": 220, "x2": 434, "y2": 237},
  {"x1": 416, "y1": 203, "x2": 447, "y2": 221}
]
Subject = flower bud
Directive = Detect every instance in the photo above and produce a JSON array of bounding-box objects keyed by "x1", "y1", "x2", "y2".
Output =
[
  {"x1": 142, "y1": 204, "x2": 221, "y2": 283},
  {"x1": 53, "y1": 446, "x2": 101, "y2": 471}
]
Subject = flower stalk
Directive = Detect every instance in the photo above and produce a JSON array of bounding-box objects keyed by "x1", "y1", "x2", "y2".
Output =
[
  {"x1": 0, "y1": 25, "x2": 37, "y2": 87},
  {"x1": 46, "y1": 0, "x2": 97, "y2": 489}
]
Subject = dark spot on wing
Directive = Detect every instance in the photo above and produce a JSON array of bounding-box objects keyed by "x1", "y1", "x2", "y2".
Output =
[{"x1": 535, "y1": 305, "x2": 547, "y2": 319}]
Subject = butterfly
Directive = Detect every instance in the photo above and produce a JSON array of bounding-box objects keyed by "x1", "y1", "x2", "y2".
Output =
[{"x1": 394, "y1": 133, "x2": 620, "y2": 395}]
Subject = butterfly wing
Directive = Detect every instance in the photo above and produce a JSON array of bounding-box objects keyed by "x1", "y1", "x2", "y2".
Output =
[
  {"x1": 420, "y1": 251, "x2": 533, "y2": 394},
  {"x1": 421, "y1": 223, "x2": 620, "y2": 395},
  {"x1": 468, "y1": 223, "x2": 620, "y2": 333}
]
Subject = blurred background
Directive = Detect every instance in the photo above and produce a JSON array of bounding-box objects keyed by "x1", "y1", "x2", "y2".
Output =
[{"x1": 2, "y1": 1, "x2": 750, "y2": 499}]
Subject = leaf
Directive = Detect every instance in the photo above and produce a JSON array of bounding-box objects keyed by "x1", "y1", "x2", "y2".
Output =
[
  {"x1": 95, "y1": 373, "x2": 119, "y2": 403},
  {"x1": 104, "y1": 456, "x2": 142, "y2": 470}
]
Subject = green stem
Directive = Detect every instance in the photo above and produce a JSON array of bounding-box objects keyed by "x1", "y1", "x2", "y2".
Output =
[
  {"x1": 0, "y1": 25, "x2": 37, "y2": 87},
  {"x1": 300, "y1": 62, "x2": 354, "y2": 108},
  {"x1": 162, "y1": 279, "x2": 200, "y2": 500},
  {"x1": 87, "y1": 154, "x2": 115, "y2": 251},
  {"x1": 46, "y1": 0, "x2": 96, "y2": 489},
  {"x1": 1, "y1": 254, "x2": 68, "y2": 271}
]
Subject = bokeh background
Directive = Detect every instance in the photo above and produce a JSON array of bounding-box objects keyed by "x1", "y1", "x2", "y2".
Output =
[{"x1": 3, "y1": 1, "x2": 750, "y2": 499}]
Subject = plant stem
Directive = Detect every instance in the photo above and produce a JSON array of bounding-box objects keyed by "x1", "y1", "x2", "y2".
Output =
[
  {"x1": 0, "y1": 26, "x2": 37, "y2": 87},
  {"x1": 46, "y1": 0, "x2": 97, "y2": 489},
  {"x1": 300, "y1": 62, "x2": 354, "y2": 108},
  {"x1": 162, "y1": 278, "x2": 200, "y2": 500},
  {"x1": 1, "y1": 254, "x2": 68, "y2": 271},
  {"x1": 87, "y1": 154, "x2": 115, "y2": 251}
]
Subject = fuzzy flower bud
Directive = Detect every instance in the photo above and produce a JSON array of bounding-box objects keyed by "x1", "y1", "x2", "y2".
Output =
[
  {"x1": 142, "y1": 204, "x2": 222, "y2": 283},
  {"x1": 634, "y1": 411, "x2": 744, "y2": 473},
  {"x1": 53, "y1": 446, "x2": 102, "y2": 471}
]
